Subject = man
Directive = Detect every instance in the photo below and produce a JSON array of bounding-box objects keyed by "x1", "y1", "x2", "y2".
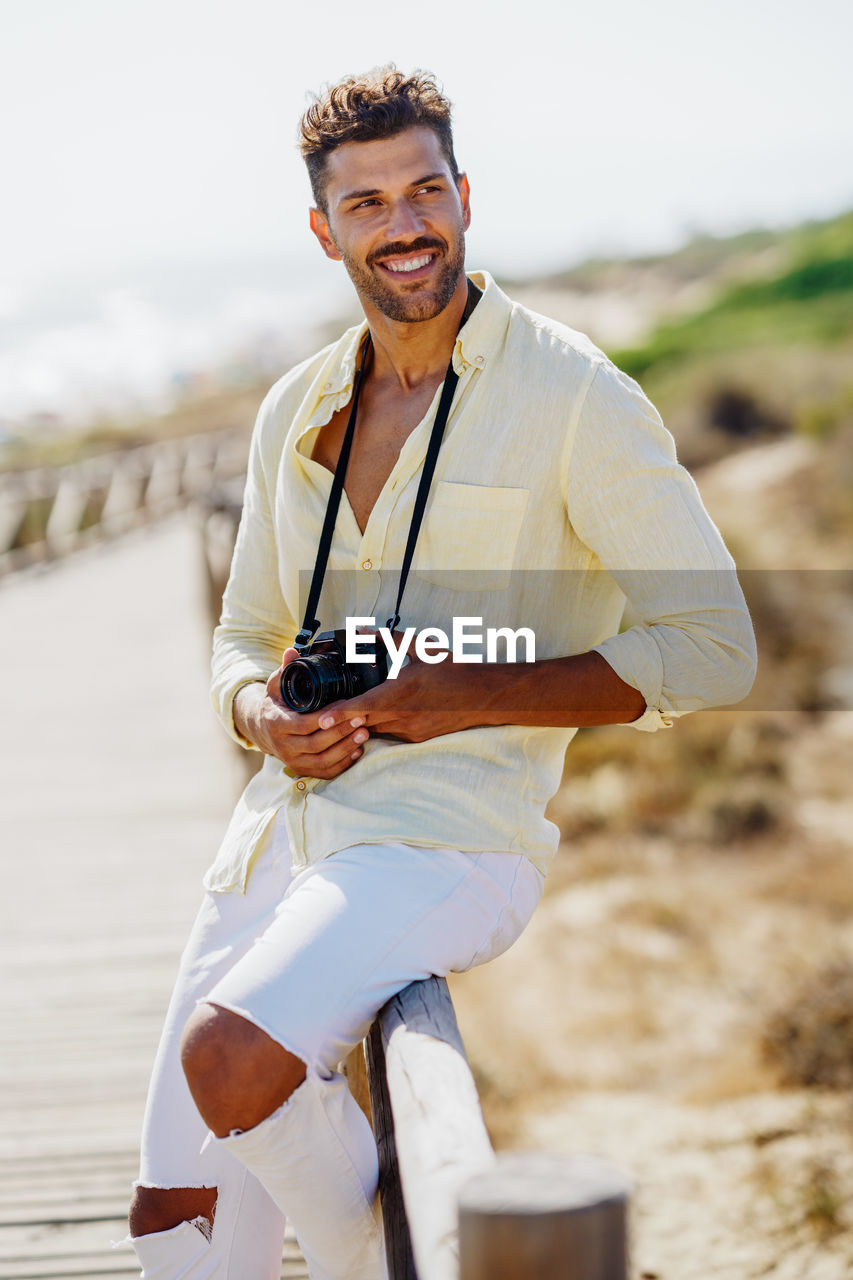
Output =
[{"x1": 127, "y1": 67, "x2": 756, "y2": 1279}]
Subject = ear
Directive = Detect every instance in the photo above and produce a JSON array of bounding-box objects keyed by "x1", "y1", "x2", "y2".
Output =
[
  {"x1": 309, "y1": 207, "x2": 342, "y2": 261},
  {"x1": 456, "y1": 173, "x2": 471, "y2": 231}
]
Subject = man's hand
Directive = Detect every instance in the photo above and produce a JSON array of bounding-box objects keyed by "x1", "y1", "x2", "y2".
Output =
[
  {"x1": 317, "y1": 654, "x2": 494, "y2": 743},
  {"x1": 233, "y1": 649, "x2": 369, "y2": 779}
]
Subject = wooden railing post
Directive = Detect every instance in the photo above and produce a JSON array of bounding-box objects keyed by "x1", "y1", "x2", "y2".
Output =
[
  {"x1": 365, "y1": 976, "x2": 495, "y2": 1280},
  {"x1": 458, "y1": 1152, "x2": 632, "y2": 1280}
]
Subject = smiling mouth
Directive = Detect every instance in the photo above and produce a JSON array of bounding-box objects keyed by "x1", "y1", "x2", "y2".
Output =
[{"x1": 375, "y1": 251, "x2": 438, "y2": 277}]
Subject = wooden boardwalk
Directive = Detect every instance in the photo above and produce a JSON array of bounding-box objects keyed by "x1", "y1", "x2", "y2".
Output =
[{"x1": 0, "y1": 517, "x2": 308, "y2": 1279}]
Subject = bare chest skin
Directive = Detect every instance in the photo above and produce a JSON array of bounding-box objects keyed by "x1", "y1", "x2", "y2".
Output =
[{"x1": 311, "y1": 371, "x2": 445, "y2": 533}]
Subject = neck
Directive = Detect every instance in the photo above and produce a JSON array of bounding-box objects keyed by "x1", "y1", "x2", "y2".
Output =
[{"x1": 362, "y1": 275, "x2": 470, "y2": 392}]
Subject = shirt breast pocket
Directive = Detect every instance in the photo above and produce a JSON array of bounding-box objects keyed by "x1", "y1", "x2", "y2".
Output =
[{"x1": 413, "y1": 481, "x2": 530, "y2": 591}]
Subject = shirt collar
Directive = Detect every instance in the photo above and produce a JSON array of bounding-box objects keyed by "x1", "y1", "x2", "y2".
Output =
[
  {"x1": 453, "y1": 269, "x2": 510, "y2": 373},
  {"x1": 316, "y1": 323, "x2": 369, "y2": 401},
  {"x1": 315, "y1": 269, "x2": 511, "y2": 403}
]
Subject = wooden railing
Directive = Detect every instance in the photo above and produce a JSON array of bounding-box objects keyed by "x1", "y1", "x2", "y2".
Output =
[
  {"x1": 0, "y1": 427, "x2": 249, "y2": 578},
  {"x1": 353, "y1": 978, "x2": 632, "y2": 1280}
]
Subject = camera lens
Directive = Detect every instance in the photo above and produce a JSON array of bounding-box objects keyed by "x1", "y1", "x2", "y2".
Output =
[{"x1": 280, "y1": 655, "x2": 348, "y2": 713}]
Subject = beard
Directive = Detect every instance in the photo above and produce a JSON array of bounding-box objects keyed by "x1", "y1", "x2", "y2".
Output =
[{"x1": 339, "y1": 223, "x2": 467, "y2": 323}]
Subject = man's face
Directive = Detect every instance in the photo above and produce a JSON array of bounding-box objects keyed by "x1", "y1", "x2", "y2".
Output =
[{"x1": 309, "y1": 126, "x2": 470, "y2": 324}]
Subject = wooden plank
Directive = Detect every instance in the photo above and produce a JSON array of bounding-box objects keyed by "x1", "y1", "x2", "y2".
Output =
[{"x1": 0, "y1": 521, "x2": 306, "y2": 1280}]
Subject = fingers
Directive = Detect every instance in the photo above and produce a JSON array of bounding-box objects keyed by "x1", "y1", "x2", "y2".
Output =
[
  {"x1": 318, "y1": 705, "x2": 367, "y2": 731},
  {"x1": 287, "y1": 725, "x2": 368, "y2": 779},
  {"x1": 268, "y1": 693, "x2": 370, "y2": 774},
  {"x1": 317, "y1": 678, "x2": 399, "y2": 731},
  {"x1": 271, "y1": 712, "x2": 368, "y2": 761},
  {"x1": 264, "y1": 647, "x2": 308, "y2": 705},
  {"x1": 318, "y1": 676, "x2": 417, "y2": 734}
]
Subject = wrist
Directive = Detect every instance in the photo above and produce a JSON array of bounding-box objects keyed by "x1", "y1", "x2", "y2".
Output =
[
  {"x1": 445, "y1": 659, "x2": 509, "y2": 729},
  {"x1": 232, "y1": 681, "x2": 269, "y2": 750}
]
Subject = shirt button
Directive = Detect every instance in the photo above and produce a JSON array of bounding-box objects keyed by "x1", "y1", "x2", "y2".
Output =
[
  {"x1": 296, "y1": 779, "x2": 306, "y2": 791},
  {"x1": 362, "y1": 559, "x2": 372, "y2": 570},
  {"x1": 474, "y1": 355, "x2": 485, "y2": 366},
  {"x1": 323, "y1": 380, "x2": 332, "y2": 390}
]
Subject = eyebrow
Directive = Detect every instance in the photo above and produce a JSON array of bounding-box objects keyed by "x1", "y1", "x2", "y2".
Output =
[
  {"x1": 339, "y1": 187, "x2": 381, "y2": 205},
  {"x1": 338, "y1": 173, "x2": 447, "y2": 207}
]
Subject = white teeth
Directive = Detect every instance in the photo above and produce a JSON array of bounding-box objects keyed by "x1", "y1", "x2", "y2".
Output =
[{"x1": 384, "y1": 254, "x2": 432, "y2": 273}]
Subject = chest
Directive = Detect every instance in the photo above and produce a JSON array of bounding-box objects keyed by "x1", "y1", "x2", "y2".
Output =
[{"x1": 311, "y1": 376, "x2": 443, "y2": 533}]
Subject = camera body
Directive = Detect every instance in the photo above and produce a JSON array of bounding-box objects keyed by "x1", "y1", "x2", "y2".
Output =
[{"x1": 279, "y1": 629, "x2": 390, "y2": 714}]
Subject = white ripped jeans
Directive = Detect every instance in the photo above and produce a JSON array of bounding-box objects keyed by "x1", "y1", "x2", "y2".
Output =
[{"x1": 127, "y1": 815, "x2": 543, "y2": 1279}]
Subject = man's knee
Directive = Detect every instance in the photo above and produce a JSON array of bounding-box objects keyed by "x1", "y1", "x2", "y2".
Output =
[
  {"x1": 129, "y1": 1184, "x2": 217, "y2": 1239},
  {"x1": 180, "y1": 1002, "x2": 307, "y2": 1137}
]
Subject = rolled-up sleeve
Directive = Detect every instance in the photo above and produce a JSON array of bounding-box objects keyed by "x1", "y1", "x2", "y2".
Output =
[
  {"x1": 210, "y1": 392, "x2": 298, "y2": 748},
  {"x1": 567, "y1": 361, "x2": 757, "y2": 729}
]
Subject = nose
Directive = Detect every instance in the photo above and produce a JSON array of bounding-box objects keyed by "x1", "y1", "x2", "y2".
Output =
[{"x1": 384, "y1": 196, "x2": 425, "y2": 240}]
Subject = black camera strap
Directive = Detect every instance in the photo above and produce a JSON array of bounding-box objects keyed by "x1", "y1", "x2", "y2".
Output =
[
  {"x1": 295, "y1": 280, "x2": 481, "y2": 650},
  {"x1": 384, "y1": 355, "x2": 458, "y2": 634},
  {"x1": 295, "y1": 335, "x2": 372, "y2": 649}
]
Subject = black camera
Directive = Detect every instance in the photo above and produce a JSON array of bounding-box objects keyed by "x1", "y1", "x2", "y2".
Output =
[{"x1": 279, "y1": 629, "x2": 390, "y2": 713}]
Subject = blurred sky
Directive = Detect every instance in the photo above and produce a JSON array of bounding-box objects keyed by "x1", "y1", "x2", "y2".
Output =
[{"x1": 2, "y1": 0, "x2": 852, "y2": 423}]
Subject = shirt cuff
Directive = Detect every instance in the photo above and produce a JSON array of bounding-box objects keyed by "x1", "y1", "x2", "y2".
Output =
[
  {"x1": 213, "y1": 673, "x2": 270, "y2": 750},
  {"x1": 591, "y1": 631, "x2": 674, "y2": 733},
  {"x1": 621, "y1": 703, "x2": 674, "y2": 732}
]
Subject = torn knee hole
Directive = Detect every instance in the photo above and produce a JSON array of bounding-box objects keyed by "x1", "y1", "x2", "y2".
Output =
[{"x1": 129, "y1": 1184, "x2": 218, "y2": 1239}]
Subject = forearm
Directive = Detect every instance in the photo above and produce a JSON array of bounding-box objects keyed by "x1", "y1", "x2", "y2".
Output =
[
  {"x1": 320, "y1": 649, "x2": 646, "y2": 743},
  {"x1": 455, "y1": 651, "x2": 646, "y2": 729},
  {"x1": 210, "y1": 400, "x2": 299, "y2": 748}
]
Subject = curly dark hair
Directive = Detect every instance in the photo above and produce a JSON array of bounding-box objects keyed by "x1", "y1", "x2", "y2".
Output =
[{"x1": 299, "y1": 65, "x2": 459, "y2": 212}]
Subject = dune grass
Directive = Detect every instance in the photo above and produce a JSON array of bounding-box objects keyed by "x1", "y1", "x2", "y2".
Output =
[{"x1": 613, "y1": 211, "x2": 853, "y2": 385}]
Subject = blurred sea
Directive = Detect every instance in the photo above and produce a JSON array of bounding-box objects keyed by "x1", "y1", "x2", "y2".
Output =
[{"x1": 0, "y1": 252, "x2": 354, "y2": 439}]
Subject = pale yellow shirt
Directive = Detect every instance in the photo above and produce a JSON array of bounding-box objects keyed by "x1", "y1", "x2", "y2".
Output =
[{"x1": 207, "y1": 271, "x2": 756, "y2": 892}]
